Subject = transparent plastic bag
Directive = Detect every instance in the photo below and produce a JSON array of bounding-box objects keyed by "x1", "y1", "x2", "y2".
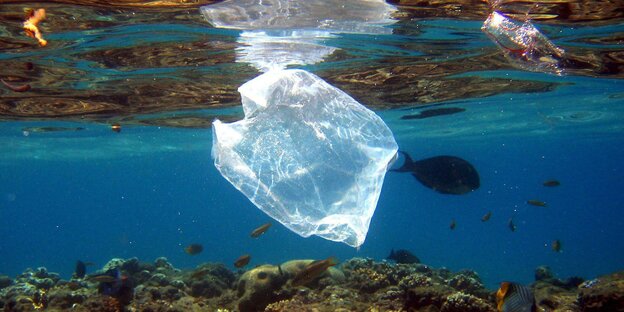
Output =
[
  {"x1": 212, "y1": 69, "x2": 398, "y2": 247},
  {"x1": 482, "y1": 11, "x2": 565, "y2": 75}
]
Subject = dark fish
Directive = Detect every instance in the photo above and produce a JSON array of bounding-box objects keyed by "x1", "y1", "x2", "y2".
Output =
[
  {"x1": 387, "y1": 249, "x2": 420, "y2": 264},
  {"x1": 22, "y1": 127, "x2": 85, "y2": 133},
  {"x1": 481, "y1": 211, "x2": 492, "y2": 222},
  {"x1": 508, "y1": 218, "x2": 517, "y2": 232},
  {"x1": 111, "y1": 124, "x2": 122, "y2": 133},
  {"x1": 251, "y1": 222, "x2": 272, "y2": 238},
  {"x1": 543, "y1": 180, "x2": 560, "y2": 187},
  {"x1": 450, "y1": 219, "x2": 456, "y2": 230},
  {"x1": 234, "y1": 254, "x2": 251, "y2": 268},
  {"x1": 75, "y1": 260, "x2": 87, "y2": 279},
  {"x1": 184, "y1": 244, "x2": 203, "y2": 255},
  {"x1": 392, "y1": 151, "x2": 480, "y2": 195},
  {"x1": 96, "y1": 268, "x2": 133, "y2": 304},
  {"x1": 496, "y1": 281, "x2": 536, "y2": 312},
  {"x1": 552, "y1": 239, "x2": 562, "y2": 253},
  {"x1": 1, "y1": 79, "x2": 31, "y2": 92},
  {"x1": 527, "y1": 200, "x2": 547, "y2": 207},
  {"x1": 291, "y1": 257, "x2": 338, "y2": 286},
  {"x1": 401, "y1": 107, "x2": 466, "y2": 120}
]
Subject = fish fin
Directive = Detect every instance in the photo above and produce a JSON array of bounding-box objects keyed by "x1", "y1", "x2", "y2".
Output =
[{"x1": 390, "y1": 151, "x2": 414, "y2": 172}]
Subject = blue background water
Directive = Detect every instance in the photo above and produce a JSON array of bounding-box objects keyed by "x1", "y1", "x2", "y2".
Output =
[
  {"x1": 1, "y1": 11, "x2": 623, "y2": 290},
  {"x1": 1, "y1": 78, "x2": 623, "y2": 289}
]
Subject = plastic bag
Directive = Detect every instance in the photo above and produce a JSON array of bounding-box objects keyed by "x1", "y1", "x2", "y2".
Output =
[
  {"x1": 201, "y1": 0, "x2": 396, "y2": 71},
  {"x1": 200, "y1": 0, "x2": 396, "y2": 34},
  {"x1": 212, "y1": 69, "x2": 398, "y2": 247},
  {"x1": 482, "y1": 11, "x2": 565, "y2": 75}
]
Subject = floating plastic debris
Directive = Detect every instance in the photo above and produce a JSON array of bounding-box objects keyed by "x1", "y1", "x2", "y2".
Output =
[
  {"x1": 201, "y1": 0, "x2": 396, "y2": 71},
  {"x1": 211, "y1": 69, "x2": 398, "y2": 247},
  {"x1": 482, "y1": 11, "x2": 565, "y2": 75},
  {"x1": 235, "y1": 30, "x2": 337, "y2": 72},
  {"x1": 23, "y1": 8, "x2": 47, "y2": 47},
  {"x1": 200, "y1": 0, "x2": 396, "y2": 33}
]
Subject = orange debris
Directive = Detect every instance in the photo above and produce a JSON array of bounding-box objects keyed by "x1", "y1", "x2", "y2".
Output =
[{"x1": 23, "y1": 8, "x2": 47, "y2": 46}]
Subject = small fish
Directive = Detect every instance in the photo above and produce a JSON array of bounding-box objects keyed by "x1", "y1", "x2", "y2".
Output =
[
  {"x1": 22, "y1": 126, "x2": 85, "y2": 133},
  {"x1": 1, "y1": 79, "x2": 31, "y2": 92},
  {"x1": 527, "y1": 200, "x2": 547, "y2": 207},
  {"x1": 23, "y1": 8, "x2": 47, "y2": 46},
  {"x1": 234, "y1": 254, "x2": 251, "y2": 268},
  {"x1": 552, "y1": 239, "x2": 562, "y2": 253},
  {"x1": 250, "y1": 222, "x2": 272, "y2": 238},
  {"x1": 184, "y1": 244, "x2": 203, "y2": 255},
  {"x1": 87, "y1": 274, "x2": 117, "y2": 283},
  {"x1": 401, "y1": 107, "x2": 466, "y2": 120},
  {"x1": 450, "y1": 219, "x2": 456, "y2": 230},
  {"x1": 75, "y1": 260, "x2": 87, "y2": 279},
  {"x1": 387, "y1": 249, "x2": 420, "y2": 264},
  {"x1": 111, "y1": 124, "x2": 122, "y2": 133},
  {"x1": 496, "y1": 281, "x2": 536, "y2": 312},
  {"x1": 481, "y1": 211, "x2": 492, "y2": 222},
  {"x1": 543, "y1": 180, "x2": 560, "y2": 187},
  {"x1": 291, "y1": 257, "x2": 338, "y2": 287},
  {"x1": 508, "y1": 218, "x2": 517, "y2": 232}
]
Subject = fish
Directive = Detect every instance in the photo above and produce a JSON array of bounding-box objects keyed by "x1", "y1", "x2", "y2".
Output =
[
  {"x1": 75, "y1": 260, "x2": 87, "y2": 279},
  {"x1": 111, "y1": 124, "x2": 122, "y2": 133},
  {"x1": 496, "y1": 281, "x2": 536, "y2": 312},
  {"x1": 481, "y1": 211, "x2": 492, "y2": 222},
  {"x1": 401, "y1": 107, "x2": 466, "y2": 120},
  {"x1": 508, "y1": 218, "x2": 517, "y2": 232},
  {"x1": 291, "y1": 257, "x2": 338, "y2": 287},
  {"x1": 250, "y1": 222, "x2": 272, "y2": 238},
  {"x1": 450, "y1": 219, "x2": 456, "y2": 230},
  {"x1": 527, "y1": 200, "x2": 547, "y2": 207},
  {"x1": 391, "y1": 151, "x2": 480, "y2": 195},
  {"x1": 22, "y1": 126, "x2": 85, "y2": 133},
  {"x1": 96, "y1": 268, "x2": 133, "y2": 304},
  {"x1": 543, "y1": 180, "x2": 560, "y2": 187},
  {"x1": 184, "y1": 244, "x2": 203, "y2": 255},
  {"x1": 23, "y1": 8, "x2": 47, "y2": 46},
  {"x1": 387, "y1": 249, "x2": 420, "y2": 264},
  {"x1": 552, "y1": 239, "x2": 562, "y2": 252},
  {"x1": 234, "y1": 254, "x2": 251, "y2": 268},
  {"x1": 1, "y1": 79, "x2": 31, "y2": 92}
]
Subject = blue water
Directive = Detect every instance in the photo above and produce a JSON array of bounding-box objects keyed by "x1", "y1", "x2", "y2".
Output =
[
  {"x1": 1, "y1": 7, "x2": 624, "y2": 290},
  {"x1": 2, "y1": 85, "x2": 624, "y2": 289}
]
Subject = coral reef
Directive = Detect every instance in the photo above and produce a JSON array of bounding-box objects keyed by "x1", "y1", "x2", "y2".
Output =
[{"x1": 0, "y1": 256, "x2": 622, "y2": 311}]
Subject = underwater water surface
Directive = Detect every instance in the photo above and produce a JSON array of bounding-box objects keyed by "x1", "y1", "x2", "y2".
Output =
[{"x1": 1, "y1": 1, "x2": 623, "y2": 293}]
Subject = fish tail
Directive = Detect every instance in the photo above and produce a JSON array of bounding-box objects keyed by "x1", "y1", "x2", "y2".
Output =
[{"x1": 391, "y1": 151, "x2": 414, "y2": 172}]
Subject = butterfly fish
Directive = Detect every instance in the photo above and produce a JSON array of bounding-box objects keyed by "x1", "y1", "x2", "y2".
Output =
[{"x1": 496, "y1": 282, "x2": 536, "y2": 312}]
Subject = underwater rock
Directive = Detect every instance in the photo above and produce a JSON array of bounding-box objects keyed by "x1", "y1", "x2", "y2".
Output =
[
  {"x1": 102, "y1": 258, "x2": 126, "y2": 272},
  {"x1": 446, "y1": 270, "x2": 488, "y2": 297},
  {"x1": 533, "y1": 281, "x2": 580, "y2": 312},
  {"x1": 0, "y1": 275, "x2": 12, "y2": 289},
  {"x1": 404, "y1": 285, "x2": 454, "y2": 311},
  {"x1": 186, "y1": 263, "x2": 235, "y2": 299},
  {"x1": 237, "y1": 264, "x2": 289, "y2": 312},
  {"x1": 399, "y1": 273, "x2": 435, "y2": 290},
  {"x1": 14, "y1": 267, "x2": 61, "y2": 290},
  {"x1": 441, "y1": 291, "x2": 496, "y2": 312},
  {"x1": 46, "y1": 287, "x2": 89, "y2": 309},
  {"x1": 578, "y1": 272, "x2": 624, "y2": 312}
]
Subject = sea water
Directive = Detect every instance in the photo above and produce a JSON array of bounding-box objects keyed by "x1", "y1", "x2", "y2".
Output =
[{"x1": 1, "y1": 7, "x2": 623, "y2": 290}]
